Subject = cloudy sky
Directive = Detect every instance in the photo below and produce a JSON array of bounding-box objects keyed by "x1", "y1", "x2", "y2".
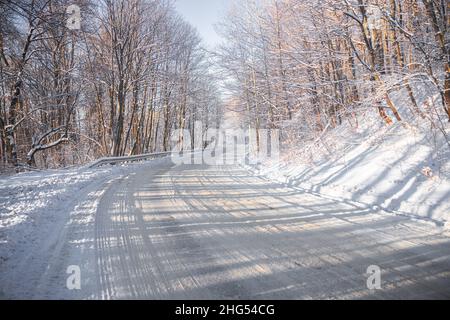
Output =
[{"x1": 174, "y1": 0, "x2": 229, "y2": 48}]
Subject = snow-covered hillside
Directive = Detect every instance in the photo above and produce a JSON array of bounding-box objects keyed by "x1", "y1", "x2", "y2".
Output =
[{"x1": 252, "y1": 111, "x2": 450, "y2": 229}]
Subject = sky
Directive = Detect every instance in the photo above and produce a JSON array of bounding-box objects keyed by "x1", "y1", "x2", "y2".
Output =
[{"x1": 174, "y1": 0, "x2": 229, "y2": 48}]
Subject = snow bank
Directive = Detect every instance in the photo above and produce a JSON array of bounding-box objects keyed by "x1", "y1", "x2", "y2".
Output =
[
  {"x1": 0, "y1": 159, "x2": 170, "y2": 276},
  {"x1": 1, "y1": 169, "x2": 106, "y2": 229},
  {"x1": 251, "y1": 113, "x2": 450, "y2": 229}
]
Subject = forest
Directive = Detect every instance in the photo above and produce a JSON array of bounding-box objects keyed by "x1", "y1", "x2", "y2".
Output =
[
  {"x1": 216, "y1": 0, "x2": 449, "y2": 151},
  {"x1": 0, "y1": 0, "x2": 449, "y2": 170},
  {"x1": 0, "y1": 0, "x2": 222, "y2": 170}
]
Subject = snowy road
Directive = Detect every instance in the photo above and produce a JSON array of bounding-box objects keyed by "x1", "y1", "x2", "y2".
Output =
[{"x1": 1, "y1": 160, "x2": 450, "y2": 299}]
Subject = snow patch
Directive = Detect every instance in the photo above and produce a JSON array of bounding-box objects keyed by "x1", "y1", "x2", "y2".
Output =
[
  {"x1": 248, "y1": 113, "x2": 450, "y2": 228},
  {"x1": 0, "y1": 158, "x2": 170, "y2": 290}
]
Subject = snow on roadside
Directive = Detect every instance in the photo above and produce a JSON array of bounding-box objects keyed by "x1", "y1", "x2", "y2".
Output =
[
  {"x1": 251, "y1": 113, "x2": 450, "y2": 229},
  {"x1": 1, "y1": 169, "x2": 105, "y2": 229},
  {"x1": 0, "y1": 159, "x2": 169, "y2": 267}
]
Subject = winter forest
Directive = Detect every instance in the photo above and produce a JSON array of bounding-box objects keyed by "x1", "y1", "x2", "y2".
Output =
[
  {"x1": 218, "y1": 0, "x2": 449, "y2": 140},
  {"x1": 0, "y1": 0, "x2": 448, "y2": 170},
  {"x1": 1, "y1": 0, "x2": 222, "y2": 169}
]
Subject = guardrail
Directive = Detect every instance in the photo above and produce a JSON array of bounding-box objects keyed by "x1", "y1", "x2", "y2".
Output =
[
  {"x1": 88, "y1": 151, "x2": 173, "y2": 169},
  {"x1": 87, "y1": 149, "x2": 203, "y2": 169}
]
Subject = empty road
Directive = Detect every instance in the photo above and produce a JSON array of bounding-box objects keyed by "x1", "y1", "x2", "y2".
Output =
[{"x1": 2, "y1": 160, "x2": 450, "y2": 299}]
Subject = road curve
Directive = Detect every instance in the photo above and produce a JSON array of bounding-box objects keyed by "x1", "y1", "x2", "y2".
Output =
[{"x1": 5, "y1": 160, "x2": 450, "y2": 299}]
